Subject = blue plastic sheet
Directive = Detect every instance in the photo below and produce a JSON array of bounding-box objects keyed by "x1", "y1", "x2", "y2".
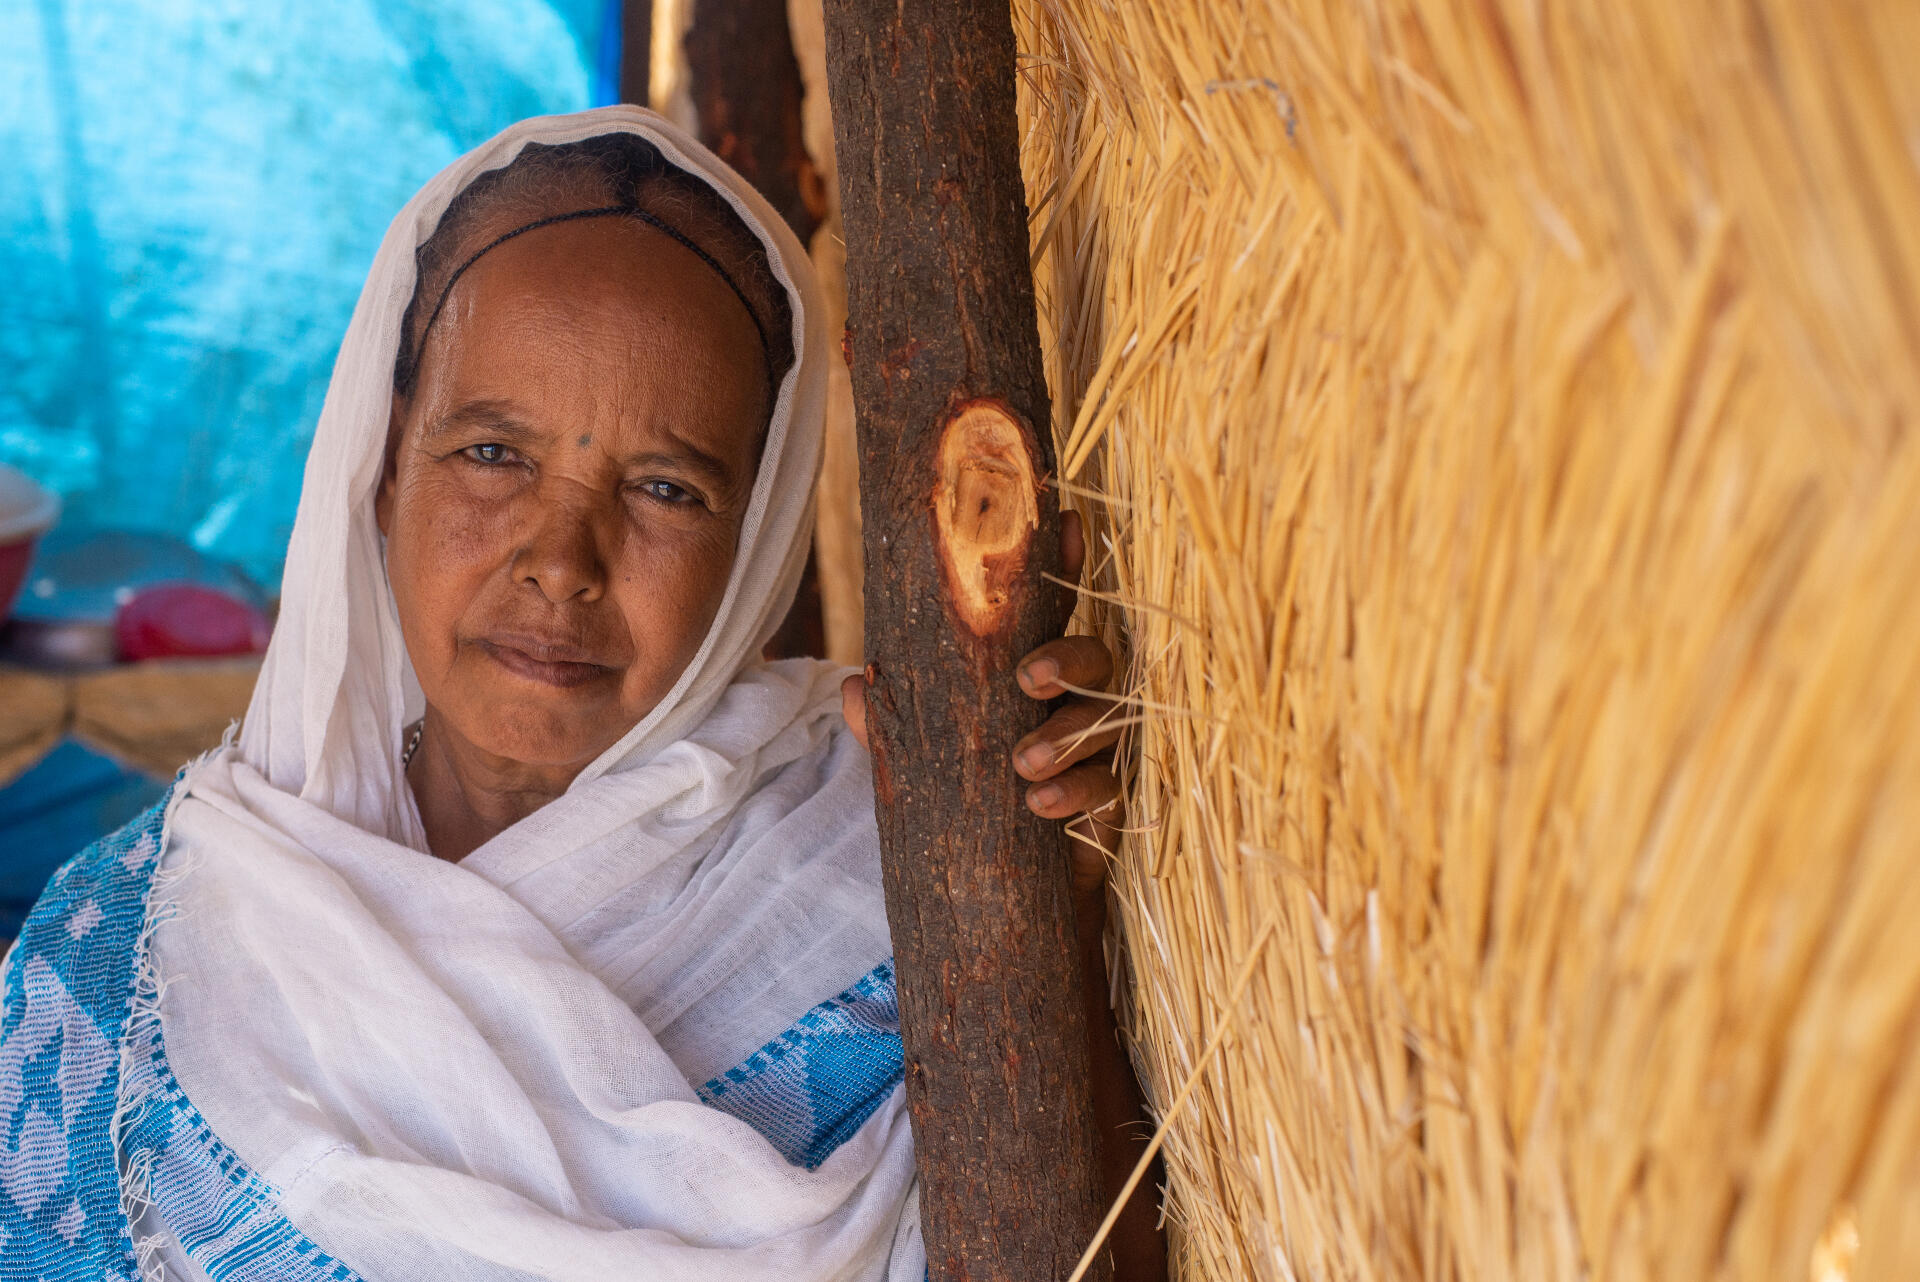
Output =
[
  {"x1": 0, "y1": 740, "x2": 167, "y2": 939},
  {"x1": 0, "y1": 0, "x2": 619, "y2": 587}
]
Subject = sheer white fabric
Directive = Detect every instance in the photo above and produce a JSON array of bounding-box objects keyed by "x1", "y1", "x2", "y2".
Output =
[{"x1": 141, "y1": 107, "x2": 920, "y2": 1282}]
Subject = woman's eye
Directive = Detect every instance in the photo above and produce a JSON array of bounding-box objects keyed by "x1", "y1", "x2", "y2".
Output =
[
  {"x1": 641, "y1": 479, "x2": 697, "y2": 505},
  {"x1": 462, "y1": 443, "x2": 511, "y2": 464}
]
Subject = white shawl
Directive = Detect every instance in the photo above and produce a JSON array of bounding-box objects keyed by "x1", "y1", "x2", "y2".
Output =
[{"x1": 136, "y1": 107, "x2": 920, "y2": 1282}]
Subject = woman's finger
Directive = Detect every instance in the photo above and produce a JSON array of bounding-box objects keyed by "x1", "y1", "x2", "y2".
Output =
[
  {"x1": 1014, "y1": 698, "x2": 1126, "y2": 781},
  {"x1": 1061, "y1": 509, "x2": 1085, "y2": 581},
  {"x1": 1025, "y1": 758, "x2": 1124, "y2": 822},
  {"x1": 1017, "y1": 635, "x2": 1115, "y2": 699},
  {"x1": 1063, "y1": 817, "x2": 1114, "y2": 896},
  {"x1": 840, "y1": 672, "x2": 869, "y2": 751}
]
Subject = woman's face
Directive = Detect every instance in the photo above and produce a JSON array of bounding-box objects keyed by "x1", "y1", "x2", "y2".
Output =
[{"x1": 377, "y1": 216, "x2": 769, "y2": 773}]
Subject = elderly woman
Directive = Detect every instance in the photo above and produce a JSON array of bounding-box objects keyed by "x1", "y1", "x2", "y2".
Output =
[{"x1": 0, "y1": 108, "x2": 1157, "y2": 1281}]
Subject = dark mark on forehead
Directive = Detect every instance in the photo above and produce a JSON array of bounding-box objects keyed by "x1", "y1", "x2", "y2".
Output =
[{"x1": 577, "y1": 434, "x2": 592, "y2": 447}]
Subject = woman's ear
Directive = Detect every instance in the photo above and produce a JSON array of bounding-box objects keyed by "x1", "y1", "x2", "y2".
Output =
[{"x1": 375, "y1": 396, "x2": 407, "y2": 538}]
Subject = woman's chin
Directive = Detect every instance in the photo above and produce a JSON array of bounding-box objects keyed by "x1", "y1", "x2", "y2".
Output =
[{"x1": 439, "y1": 692, "x2": 637, "y2": 773}]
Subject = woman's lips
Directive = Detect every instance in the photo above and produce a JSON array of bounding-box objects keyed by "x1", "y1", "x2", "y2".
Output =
[{"x1": 474, "y1": 635, "x2": 616, "y2": 689}]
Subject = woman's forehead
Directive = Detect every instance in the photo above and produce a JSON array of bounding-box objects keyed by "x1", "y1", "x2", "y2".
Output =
[
  {"x1": 408, "y1": 219, "x2": 770, "y2": 460},
  {"x1": 444, "y1": 218, "x2": 759, "y2": 356}
]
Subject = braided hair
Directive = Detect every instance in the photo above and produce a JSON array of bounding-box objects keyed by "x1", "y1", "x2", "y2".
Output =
[{"x1": 392, "y1": 132, "x2": 796, "y2": 415}]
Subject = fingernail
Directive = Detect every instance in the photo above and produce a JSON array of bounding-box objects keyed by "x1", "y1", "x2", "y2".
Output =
[
  {"x1": 1019, "y1": 743, "x2": 1054, "y2": 774},
  {"x1": 1023, "y1": 659, "x2": 1059, "y2": 691},
  {"x1": 1030, "y1": 783, "x2": 1064, "y2": 810}
]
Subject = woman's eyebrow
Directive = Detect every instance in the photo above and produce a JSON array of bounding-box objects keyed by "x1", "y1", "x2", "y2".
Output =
[
  {"x1": 623, "y1": 438, "x2": 735, "y2": 486},
  {"x1": 421, "y1": 400, "x2": 541, "y2": 446}
]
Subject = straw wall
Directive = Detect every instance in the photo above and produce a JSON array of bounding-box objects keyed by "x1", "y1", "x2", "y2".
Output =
[{"x1": 1009, "y1": 2, "x2": 1920, "y2": 1279}]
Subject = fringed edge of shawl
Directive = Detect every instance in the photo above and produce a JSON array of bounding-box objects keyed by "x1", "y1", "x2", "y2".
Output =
[{"x1": 112, "y1": 733, "x2": 227, "y2": 1281}]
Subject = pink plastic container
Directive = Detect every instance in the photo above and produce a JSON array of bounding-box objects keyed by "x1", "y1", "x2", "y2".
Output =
[
  {"x1": 0, "y1": 465, "x2": 61, "y2": 625},
  {"x1": 115, "y1": 583, "x2": 271, "y2": 661}
]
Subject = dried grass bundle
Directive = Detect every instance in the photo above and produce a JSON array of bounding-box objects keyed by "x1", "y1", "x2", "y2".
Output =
[{"x1": 1009, "y1": 2, "x2": 1920, "y2": 1278}]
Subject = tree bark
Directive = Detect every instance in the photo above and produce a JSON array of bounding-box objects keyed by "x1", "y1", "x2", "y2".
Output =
[
  {"x1": 683, "y1": 0, "x2": 825, "y2": 245},
  {"x1": 618, "y1": 0, "x2": 651, "y2": 106},
  {"x1": 821, "y1": 4, "x2": 1111, "y2": 1280},
  {"x1": 681, "y1": 0, "x2": 829, "y2": 660}
]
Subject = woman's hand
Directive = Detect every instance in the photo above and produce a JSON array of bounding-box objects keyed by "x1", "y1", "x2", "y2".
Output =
[
  {"x1": 838, "y1": 511, "x2": 1125, "y2": 899},
  {"x1": 1010, "y1": 512, "x2": 1126, "y2": 900}
]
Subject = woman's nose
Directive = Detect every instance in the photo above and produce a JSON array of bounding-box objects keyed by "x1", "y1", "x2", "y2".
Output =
[{"x1": 511, "y1": 492, "x2": 609, "y2": 604}]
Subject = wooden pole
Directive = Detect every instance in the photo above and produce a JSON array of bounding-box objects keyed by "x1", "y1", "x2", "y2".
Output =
[
  {"x1": 821, "y1": 3, "x2": 1111, "y2": 1279},
  {"x1": 618, "y1": 0, "x2": 651, "y2": 106},
  {"x1": 683, "y1": 0, "x2": 824, "y2": 245}
]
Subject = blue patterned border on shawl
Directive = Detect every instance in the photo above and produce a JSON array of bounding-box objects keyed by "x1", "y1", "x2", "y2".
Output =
[
  {"x1": 117, "y1": 1020, "x2": 366, "y2": 1281},
  {"x1": 0, "y1": 789, "x2": 367, "y2": 1282},
  {"x1": 2, "y1": 793, "x2": 903, "y2": 1274},
  {"x1": 0, "y1": 791, "x2": 169, "y2": 1280},
  {"x1": 697, "y1": 960, "x2": 905, "y2": 1170}
]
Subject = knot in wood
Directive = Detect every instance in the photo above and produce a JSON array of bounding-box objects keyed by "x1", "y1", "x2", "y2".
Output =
[{"x1": 934, "y1": 400, "x2": 1039, "y2": 637}]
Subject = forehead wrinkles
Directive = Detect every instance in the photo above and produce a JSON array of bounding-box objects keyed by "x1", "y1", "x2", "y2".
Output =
[{"x1": 422, "y1": 217, "x2": 764, "y2": 397}]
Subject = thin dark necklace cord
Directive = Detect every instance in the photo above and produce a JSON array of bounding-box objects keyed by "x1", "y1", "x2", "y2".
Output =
[{"x1": 414, "y1": 205, "x2": 776, "y2": 394}]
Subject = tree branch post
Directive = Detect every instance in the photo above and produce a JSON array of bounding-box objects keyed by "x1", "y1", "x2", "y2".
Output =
[
  {"x1": 683, "y1": 0, "x2": 825, "y2": 246},
  {"x1": 820, "y1": 4, "x2": 1111, "y2": 1280},
  {"x1": 618, "y1": 0, "x2": 651, "y2": 106}
]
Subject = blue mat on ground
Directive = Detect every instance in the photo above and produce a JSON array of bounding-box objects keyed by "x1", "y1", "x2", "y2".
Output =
[{"x1": 0, "y1": 740, "x2": 168, "y2": 939}]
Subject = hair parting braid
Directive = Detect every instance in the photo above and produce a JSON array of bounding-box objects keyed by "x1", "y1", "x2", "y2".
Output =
[
  {"x1": 393, "y1": 132, "x2": 795, "y2": 407},
  {"x1": 414, "y1": 205, "x2": 776, "y2": 401}
]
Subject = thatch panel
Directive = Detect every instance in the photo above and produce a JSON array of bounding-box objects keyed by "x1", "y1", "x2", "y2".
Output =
[{"x1": 1011, "y1": 2, "x2": 1920, "y2": 1278}]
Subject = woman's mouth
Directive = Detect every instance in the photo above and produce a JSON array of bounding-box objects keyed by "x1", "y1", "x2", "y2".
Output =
[{"x1": 474, "y1": 635, "x2": 616, "y2": 689}]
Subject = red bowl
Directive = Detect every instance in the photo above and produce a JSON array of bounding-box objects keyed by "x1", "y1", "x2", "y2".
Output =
[
  {"x1": 0, "y1": 536, "x2": 37, "y2": 624},
  {"x1": 115, "y1": 583, "x2": 272, "y2": 661},
  {"x1": 0, "y1": 464, "x2": 60, "y2": 626}
]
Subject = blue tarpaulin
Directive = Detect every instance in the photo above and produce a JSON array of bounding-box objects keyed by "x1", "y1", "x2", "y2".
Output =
[
  {"x1": 1, "y1": 0, "x2": 619, "y2": 587},
  {"x1": 0, "y1": 0, "x2": 623, "y2": 922}
]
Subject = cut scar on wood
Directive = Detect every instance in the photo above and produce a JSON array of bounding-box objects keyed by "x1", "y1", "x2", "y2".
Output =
[{"x1": 934, "y1": 401, "x2": 1038, "y2": 637}]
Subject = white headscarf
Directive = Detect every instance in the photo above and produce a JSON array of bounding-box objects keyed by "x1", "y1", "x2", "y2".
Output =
[
  {"x1": 133, "y1": 107, "x2": 920, "y2": 1282},
  {"x1": 241, "y1": 104, "x2": 826, "y2": 838}
]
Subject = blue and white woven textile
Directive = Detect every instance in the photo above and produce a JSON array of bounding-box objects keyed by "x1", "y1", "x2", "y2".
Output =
[
  {"x1": 700, "y1": 961, "x2": 906, "y2": 1172},
  {"x1": 0, "y1": 793, "x2": 170, "y2": 1280},
  {"x1": 0, "y1": 794, "x2": 914, "y2": 1281}
]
